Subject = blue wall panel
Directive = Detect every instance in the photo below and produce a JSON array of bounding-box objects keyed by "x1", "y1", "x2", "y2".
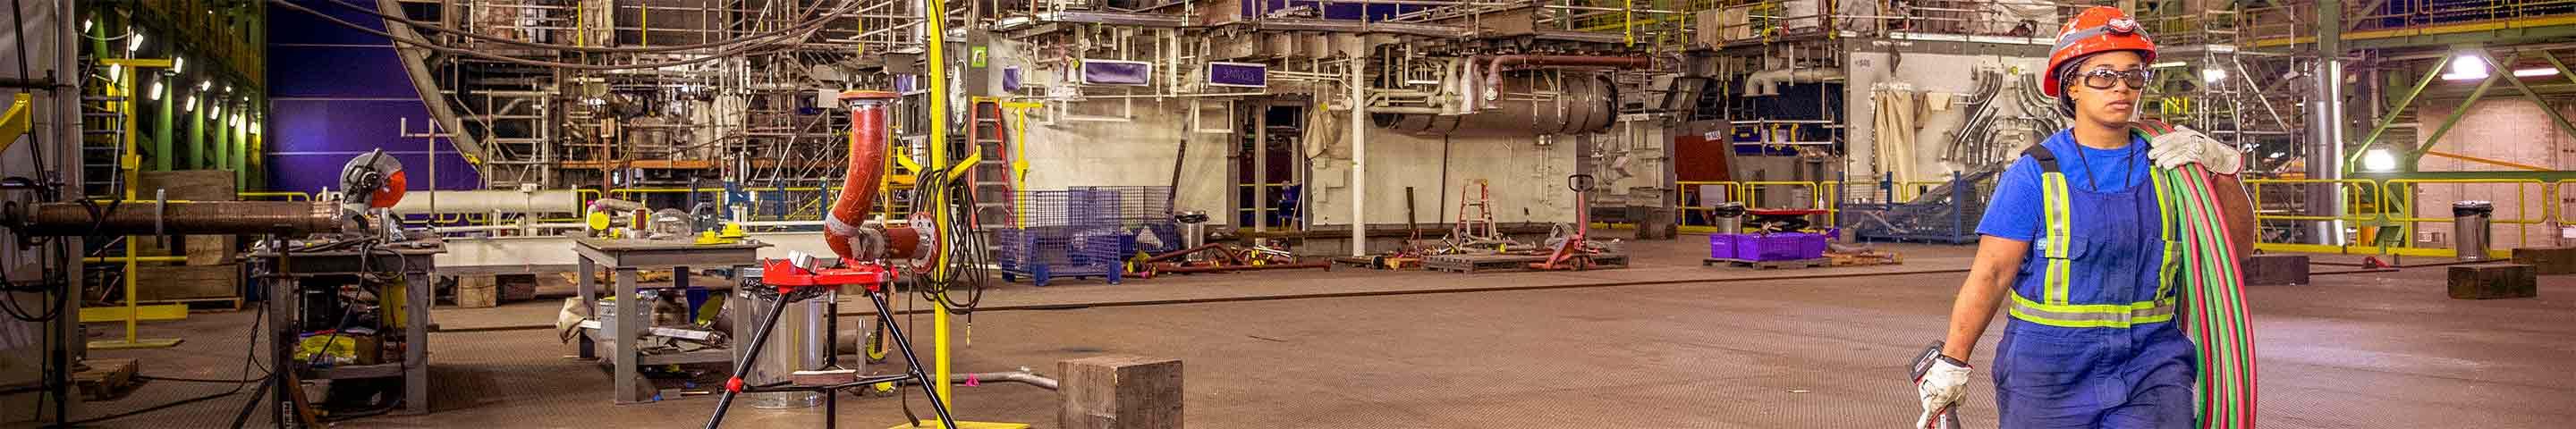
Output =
[{"x1": 267, "y1": 0, "x2": 479, "y2": 192}]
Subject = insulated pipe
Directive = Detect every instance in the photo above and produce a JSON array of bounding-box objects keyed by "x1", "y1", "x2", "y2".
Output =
[
  {"x1": 1482, "y1": 55, "x2": 1651, "y2": 102},
  {"x1": 828, "y1": 90, "x2": 899, "y2": 263},
  {"x1": 16, "y1": 201, "x2": 340, "y2": 236}
]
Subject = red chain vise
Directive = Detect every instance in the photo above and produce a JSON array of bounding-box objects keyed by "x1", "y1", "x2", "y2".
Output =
[{"x1": 759, "y1": 257, "x2": 896, "y2": 293}]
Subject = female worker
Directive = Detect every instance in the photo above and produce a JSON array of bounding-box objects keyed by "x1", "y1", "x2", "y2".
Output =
[{"x1": 1911, "y1": 6, "x2": 2256, "y2": 429}]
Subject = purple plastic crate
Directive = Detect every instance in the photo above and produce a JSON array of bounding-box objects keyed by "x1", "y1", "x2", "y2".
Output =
[
  {"x1": 1709, "y1": 234, "x2": 1742, "y2": 259},
  {"x1": 1720, "y1": 232, "x2": 1826, "y2": 261}
]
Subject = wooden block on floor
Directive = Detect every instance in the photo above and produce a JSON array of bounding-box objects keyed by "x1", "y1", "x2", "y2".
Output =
[
  {"x1": 135, "y1": 265, "x2": 240, "y2": 302},
  {"x1": 73, "y1": 358, "x2": 138, "y2": 401},
  {"x1": 1061, "y1": 355, "x2": 1182, "y2": 429},
  {"x1": 2511, "y1": 247, "x2": 2576, "y2": 274},
  {"x1": 788, "y1": 369, "x2": 859, "y2": 386},
  {"x1": 456, "y1": 275, "x2": 499, "y2": 308},
  {"x1": 2448, "y1": 264, "x2": 2538, "y2": 299},
  {"x1": 2241, "y1": 254, "x2": 2309, "y2": 285},
  {"x1": 496, "y1": 273, "x2": 539, "y2": 302}
]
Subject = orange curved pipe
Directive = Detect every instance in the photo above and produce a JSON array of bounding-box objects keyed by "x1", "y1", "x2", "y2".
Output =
[{"x1": 827, "y1": 90, "x2": 899, "y2": 263}]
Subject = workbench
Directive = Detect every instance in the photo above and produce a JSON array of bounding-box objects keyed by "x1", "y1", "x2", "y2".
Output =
[
  {"x1": 570, "y1": 238, "x2": 768, "y2": 404},
  {"x1": 246, "y1": 241, "x2": 442, "y2": 416}
]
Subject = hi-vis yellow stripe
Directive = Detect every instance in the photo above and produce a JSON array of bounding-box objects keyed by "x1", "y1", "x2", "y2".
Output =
[
  {"x1": 2152, "y1": 169, "x2": 2182, "y2": 299},
  {"x1": 2039, "y1": 172, "x2": 2072, "y2": 305},
  {"x1": 2009, "y1": 292, "x2": 2176, "y2": 328}
]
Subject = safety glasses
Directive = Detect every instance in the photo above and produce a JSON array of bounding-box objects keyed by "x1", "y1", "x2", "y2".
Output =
[{"x1": 2077, "y1": 67, "x2": 2152, "y2": 90}]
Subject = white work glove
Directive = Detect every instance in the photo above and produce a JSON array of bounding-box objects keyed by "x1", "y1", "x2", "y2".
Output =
[
  {"x1": 1914, "y1": 355, "x2": 1971, "y2": 429},
  {"x1": 2147, "y1": 126, "x2": 2243, "y2": 175}
]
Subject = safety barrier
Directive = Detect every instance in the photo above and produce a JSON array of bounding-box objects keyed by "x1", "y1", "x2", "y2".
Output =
[{"x1": 2240, "y1": 178, "x2": 2558, "y2": 258}]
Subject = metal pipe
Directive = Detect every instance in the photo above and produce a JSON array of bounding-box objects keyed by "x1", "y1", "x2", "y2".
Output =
[
  {"x1": 827, "y1": 91, "x2": 898, "y2": 262},
  {"x1": 1351, "y1": 54, "x2": 1368, "y2": 257},
  {"x1": 427, "y1": 223, "x2": 588, "y2": 233},
  {"x1": 17, "y1": 201, "x2": 339, "y2": 236},
  {"x1": 1143, "y1": 243, "x2": 1230, "y2": 264},
  {"x1": 1153, "y1": 260, "x2": 1333, "y2": 274}
]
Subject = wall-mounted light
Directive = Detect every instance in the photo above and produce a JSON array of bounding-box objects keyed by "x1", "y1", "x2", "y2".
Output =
[
  {"x1": 125, "y1": 29, "x2": 143, "y2": 52},
  {"x1": 172, "y1": 56, "x2": 185, "y2": 74},
  {"x1": 2202, "y1": 68, "x2": 2229, "y2": 84},
  {"x1": 106, "y1": 63, "x2": 121, "y2": 81},
  {"x1": 2361, "y1": 147, "x2": 2399, "y2": 172},
  {"x1": 198, "y1": 80, "x2": 210, "y2": 91},
  {"x1": 148, "y1": 80, "x2": 164, "y2": 100},
  {"x1": 183, "y1": 95, "x2": 197, "y2": 112},
  {"x1": 209, "y1": 103, "x2": 221, "y2": 117},
  {"x1": 80, "y1": 19, "x2": 90, "y2": 32},
  {"x1": 2512, "y1": 68, "x2": 2559, "y2": 78}
]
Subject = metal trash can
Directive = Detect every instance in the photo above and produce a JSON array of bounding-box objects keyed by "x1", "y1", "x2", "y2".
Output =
[
  {"x1": 731, "y1": 268, "x2": 829, "y2": 408},
  {"x1": 2453, "y1": 201, "x2": 2495, "y2": 261}
]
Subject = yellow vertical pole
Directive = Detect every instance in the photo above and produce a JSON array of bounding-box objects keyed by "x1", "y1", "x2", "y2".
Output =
[
  {"x1": 121, "y1": 66, "x2": 140, "y2": 343},
  {"x1": 924, "y1": 0, "x2": 956, "y2": 411}
]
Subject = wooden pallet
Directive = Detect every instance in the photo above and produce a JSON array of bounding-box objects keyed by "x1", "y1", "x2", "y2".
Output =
[
  {"x1": 1826, "y1": 252, "x2": 1902, "y2": 267},
  {"x1": 1704, "y1": 257, "x2": 1831, "y2": 269},
  {"x1": 1333, "y1": 256, "x2": 1423, "y2": 270},
  {"x1": 1423, "y1": 254, "x2": 1549, "y2": 273},
  {"x1": 74, "y1": 358, "x2": 139, "y2": 401}
]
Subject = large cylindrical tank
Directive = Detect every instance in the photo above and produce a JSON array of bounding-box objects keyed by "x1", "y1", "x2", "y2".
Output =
[{"x1": 1373, "y1": 72, "x2": 1617, "y2": 137}]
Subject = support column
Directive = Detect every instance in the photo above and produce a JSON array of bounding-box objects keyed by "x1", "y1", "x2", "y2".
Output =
[
  {"x1": 154, "y1": 81, "x2": 172, "y2": 172},
  {"x1": 212, "y1": 102, "x2": 229, "y2": 174},
  {"x1": 1348, "y1": 54, "x2": 1368, "y2": 257},
  {"x1": 232, "y1": 110, "x2": 248, "y2": 189},
  {"x1": 189, "y1": 95, "x2": 204, "y2": 170},
  {"x1": 2317, "y1": 0, "x2": 2348, "y2": 245}
]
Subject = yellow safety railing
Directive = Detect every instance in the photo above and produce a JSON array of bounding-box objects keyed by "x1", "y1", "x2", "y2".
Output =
[
  {"x1": 2378, "y1": 179, "x2": 2551, "y2": 251},
  {"x1": 2246, "y1": 178, "x2": 2550, "y2": 259},
  {"x1": 1676, "y1": 181, "x2": 1741, "y2": 234},
  {"x1": 2242, "y1": 179, "x2": 2379, "y2": 222}
]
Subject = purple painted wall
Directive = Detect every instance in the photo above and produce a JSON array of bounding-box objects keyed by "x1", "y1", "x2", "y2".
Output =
[{"x1": 266, "y1": 0, "x2": 480, "y2": 193}]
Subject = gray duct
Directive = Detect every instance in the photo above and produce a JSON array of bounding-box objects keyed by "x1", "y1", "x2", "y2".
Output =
[{"x1": 1373, "y1": 72, "x2": 1616, "y2": 137}]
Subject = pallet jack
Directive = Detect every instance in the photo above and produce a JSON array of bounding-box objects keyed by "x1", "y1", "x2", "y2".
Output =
[
  {"x1": 1529, "y1": 174, "x2": 1599, "y2": 271},
  {"x1": 703, "y1": 258, "x2": 958, "y2": 429}
]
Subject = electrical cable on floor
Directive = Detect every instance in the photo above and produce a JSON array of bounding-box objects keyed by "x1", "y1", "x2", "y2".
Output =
[{"x1": 69, "y1": 304, "x2": 271, "y2": 425}]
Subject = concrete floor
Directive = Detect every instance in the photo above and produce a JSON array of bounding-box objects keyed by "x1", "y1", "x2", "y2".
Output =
[{"x1": 59, "y1": 237, "x2": 2576, "y2": 428}]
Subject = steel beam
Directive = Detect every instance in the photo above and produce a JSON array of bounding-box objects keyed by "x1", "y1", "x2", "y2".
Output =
[
  {"x1": 2405, "y1": 54, "x2": 2510, "y2": 169},
  {"x1": 2476, "y1": 52, "x2": 2576, "y2": 159},
  {"x1": 2349, "y1": 55, "x2": 2449, "y2": 170}
]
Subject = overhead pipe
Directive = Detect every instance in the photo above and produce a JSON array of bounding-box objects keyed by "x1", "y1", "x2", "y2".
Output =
[
  {"x1": 1743, "y1": 68, "x2": 1846, "y2": 97},
  {"x1": 1482, "y1": 55, "x2": 1652, "y2": 102},
  {"x1": 827, "y1": 90, "x2": 897, "y2": 262}
]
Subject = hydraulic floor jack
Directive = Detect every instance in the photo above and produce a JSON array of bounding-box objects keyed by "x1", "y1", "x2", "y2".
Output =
[
  {"x1": 704, "y1": 259, "x2": 958, "y2": 429},
  {"x1": 1530, "y1": 174, "x2": 1599, "y2": 271}
]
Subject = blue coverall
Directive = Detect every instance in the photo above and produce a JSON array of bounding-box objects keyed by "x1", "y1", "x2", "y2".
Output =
[{"x1": 1980, "y1": 131, "x2": 2199, "y2": 428}]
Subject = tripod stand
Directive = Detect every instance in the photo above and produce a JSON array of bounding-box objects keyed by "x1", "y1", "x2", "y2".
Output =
[{"x1": 705, "y1": 260, "x2": 957, "y2": 429}]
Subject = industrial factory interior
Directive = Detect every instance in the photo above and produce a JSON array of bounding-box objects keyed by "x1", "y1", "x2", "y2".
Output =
[{"x1": 3, "y1": 0, "x2": 2574, "y2": 427}]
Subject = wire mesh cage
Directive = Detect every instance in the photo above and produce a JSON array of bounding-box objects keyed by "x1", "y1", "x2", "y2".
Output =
[
  {"x1": 995, "y1": 226, "x2": 1128, "y2": 286},
  {"x1": 1010, "y1": 186, "x2": 1183, "y2": 254}
]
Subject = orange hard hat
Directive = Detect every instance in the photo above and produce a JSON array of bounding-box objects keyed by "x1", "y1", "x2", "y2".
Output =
[{"x1": 2042, "y1": 6, "x2": 2157, "y2": 97}]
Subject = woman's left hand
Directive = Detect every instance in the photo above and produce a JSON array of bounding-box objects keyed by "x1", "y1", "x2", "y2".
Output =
[{"x1": 2147, "y1": 125, "x2": 2243, "y2": 175}]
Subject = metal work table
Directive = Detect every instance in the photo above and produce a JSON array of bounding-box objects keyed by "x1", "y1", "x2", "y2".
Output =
[
  {"x1": 571, "y1": 238, "x2": 768, "y2": 404},
  {"x1": 246, "y1": 242, "x2": 443, "y2": 416}
]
